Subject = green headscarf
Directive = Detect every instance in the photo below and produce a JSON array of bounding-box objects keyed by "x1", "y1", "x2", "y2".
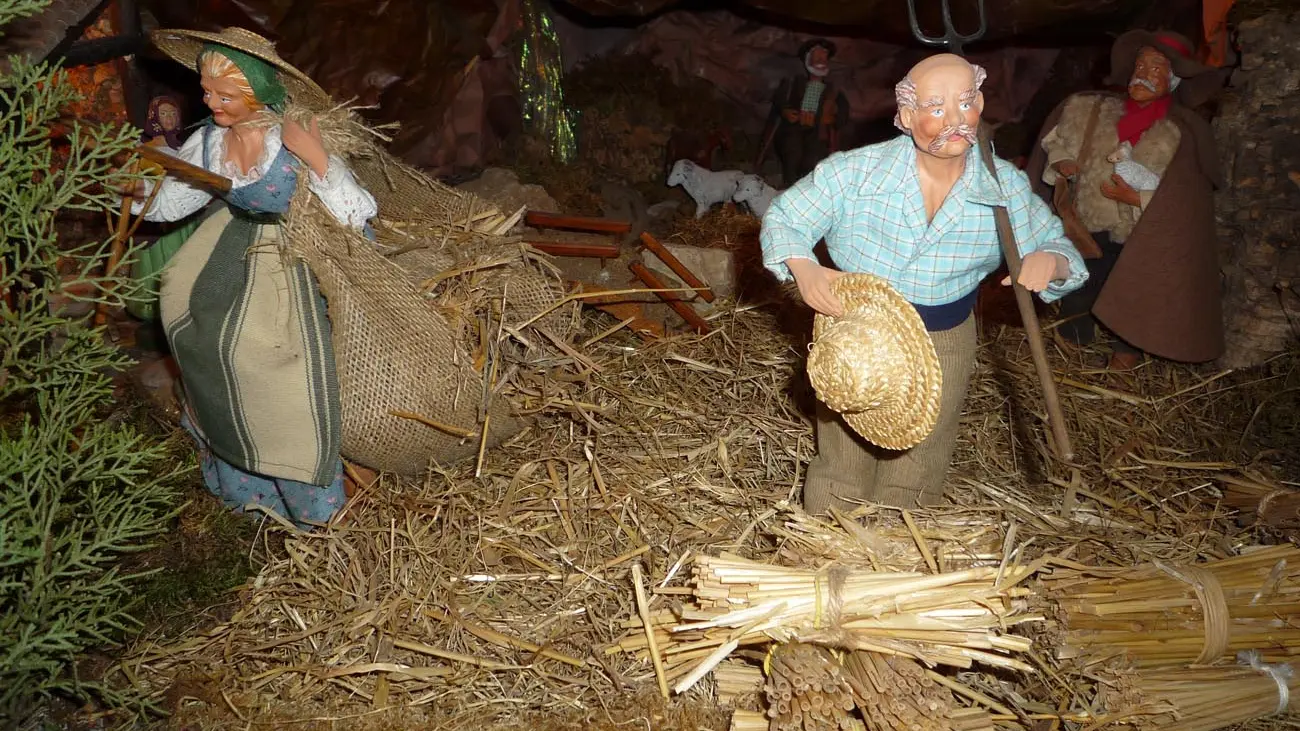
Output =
[{"x1": 198, "y1": 43, "x2": 286, "y2": 109}]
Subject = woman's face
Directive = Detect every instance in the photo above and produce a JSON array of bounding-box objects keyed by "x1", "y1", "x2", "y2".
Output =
[
  {"x1": 200, "y1": 74, "x2": 256, "y2": 127},
  {"x1": 156, "y1": 102, "x2": 180, "y2": 131}
]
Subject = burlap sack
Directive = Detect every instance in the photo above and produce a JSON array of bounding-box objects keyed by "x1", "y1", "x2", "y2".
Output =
[{"x1": 279, "y1": 111, "x2": 576, "y2": 475}]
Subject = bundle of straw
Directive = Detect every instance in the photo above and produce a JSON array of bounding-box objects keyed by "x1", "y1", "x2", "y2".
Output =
[
  {"x1": 716, "y1": 661, "x2": 766, "y2": 705},
  {"x1": 841, "y1": 651, "x2": 993, "y2": 731},
  {"x1": 1042, "y1": 545, "x2": 1300, "y2": 667},
  {"x1": 613, "y1": 552, "x2": 1043, "y2": 695},
  {"x1": 1218, "y1": 472, "x2": 1300, "y2": 529},
  {"x1": 1094, "y1": 652, "x2": 1299, "y2": 731},
  {"x1": 731, "y1": 709, "x2": 775, "y2": 731},
  {"x1": 764, "y1": 642, "x2": 858, "y2": 730}
]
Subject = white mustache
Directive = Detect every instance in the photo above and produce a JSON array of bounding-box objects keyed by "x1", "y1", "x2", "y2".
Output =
[
  {"x1": 928, "y1": 124, "x2": 978, "y2": 152},
  {"x1": 1130, "y1": 78, "x2": 1158, "y2": 92}
]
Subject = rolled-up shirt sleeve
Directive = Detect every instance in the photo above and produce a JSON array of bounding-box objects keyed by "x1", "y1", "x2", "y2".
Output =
[
  {"x1": 130, "y1": 133, "x2": 213, "y2": 222},
  {"x1": 306, "y1": 155, "x2": 379, "y2": 230},
  {"x1": 759, "y1": 155, "x2": 848, "y2": 282}
]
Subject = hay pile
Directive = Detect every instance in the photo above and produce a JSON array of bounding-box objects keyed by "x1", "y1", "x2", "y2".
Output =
[
  {"x1": 115, "y1": 299, "x2": 1300, "y2": 730},
  {"x1": 507, "y1": 52, "x2": 749, "y2": 212}
]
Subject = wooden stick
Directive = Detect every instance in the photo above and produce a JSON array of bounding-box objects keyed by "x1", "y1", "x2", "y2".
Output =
[
  {"x1": 632, "y1": 562, "x2": 671, "y2": 699},
  {"x1": 639, "y1": 231, "x2": 715, "y2": 303},
  {"x1": 525, "y1": 240, "x2": 621, "y2": 259},
  {"x1": 976, "y1": 122, "x2": 1073, "y2": 462},
  {"x1": 135, "y1": 144, "x2": 232, "y2": 193},
  {"x1": 94, "y1": 195, "x2": 134, "y2": 327},
  {"x1": 629, "y1": 261, "x2": 711, "y2": 334}
]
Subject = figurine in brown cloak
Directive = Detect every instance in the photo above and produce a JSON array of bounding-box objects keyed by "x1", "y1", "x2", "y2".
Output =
[
  {"x1": 1027, "y1": 30, "x2": 1225, "y2": 369},
  {"x1": 758, "y1": 38, "x2": 850, "y2": 187}
]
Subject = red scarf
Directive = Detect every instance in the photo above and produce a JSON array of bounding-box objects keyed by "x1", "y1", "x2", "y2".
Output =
[{"x1": 1116, "y1": 94, "x2": 1173, "y2": 146}]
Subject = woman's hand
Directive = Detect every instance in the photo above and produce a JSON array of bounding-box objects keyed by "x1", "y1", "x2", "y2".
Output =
[
  {"x1": 116, "y1": 179, "x2": 146, "y2": 197},
  {"x1": 1002, "y1": 251, "x2": 1069, "y2": 292},
  {"x1": 787, "y1": 258, "x2": 846, "y2": 317},
  {"x1": 282, "y1": 118, "x2": 328, "y2": 178}
]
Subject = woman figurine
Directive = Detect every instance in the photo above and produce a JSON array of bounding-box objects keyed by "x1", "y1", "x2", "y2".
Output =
[
  {"x1": 130, "y1": 28, "x2": 378, "y2": 529},
  {"x1": 143, "y1": 94, "x2": 185, "y2": 149}
]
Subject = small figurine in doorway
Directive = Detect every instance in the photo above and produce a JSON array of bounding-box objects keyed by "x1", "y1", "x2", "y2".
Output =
[
  {"x1": 756, "y1": 38, "x2": 850, "y2": 187},
  {"x1": 143, "y1": 94, "x2": 184, "y2": 149}
]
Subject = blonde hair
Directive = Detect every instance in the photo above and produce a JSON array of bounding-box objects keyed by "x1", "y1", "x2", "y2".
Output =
[{"x1": 199, "y1": 50, "x2": 262, "y2": 110}]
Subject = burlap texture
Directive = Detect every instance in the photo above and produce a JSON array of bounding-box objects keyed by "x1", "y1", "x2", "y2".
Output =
[{"x1": 277, "y1": 107, "x2": 576, "y2": 475}]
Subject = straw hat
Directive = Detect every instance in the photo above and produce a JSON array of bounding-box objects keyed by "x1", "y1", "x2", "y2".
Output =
[
  {"x1": 149, "y1": 27, "x2": 331, "y2": 109},
  {"x1": 807, "y1": 274, "x2": 942, "y2": 451}
]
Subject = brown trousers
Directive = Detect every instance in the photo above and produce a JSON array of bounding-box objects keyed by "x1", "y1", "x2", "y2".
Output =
[{"x1": 803, "y1": 315, "x2": 977, "y2": 512}]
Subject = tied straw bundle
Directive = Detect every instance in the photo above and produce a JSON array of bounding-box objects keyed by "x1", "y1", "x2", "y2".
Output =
[
  {"x1": 1217, "y1": 472, "x2": 1300, "y2": 529},
  {"x1": 1042, "y1": 544, "x2": 1300, "y2": 667},
  {"x1": 1095, "y1": 651, "x2": 1298, "y2": 731},
  {"x1": 613, "y1": 551, "x2": 1044, "y2": 696},
  {"x1": 764, "y1": 643, "x2": 859, "y2": 731},
  {"x1": 841, "y1": 651, "x2": 994, "y2": 731}
]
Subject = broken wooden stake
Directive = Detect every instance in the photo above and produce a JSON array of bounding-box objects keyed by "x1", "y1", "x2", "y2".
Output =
[{"x1": 628, "y1": 262, "x2": 711, "y2": 334}]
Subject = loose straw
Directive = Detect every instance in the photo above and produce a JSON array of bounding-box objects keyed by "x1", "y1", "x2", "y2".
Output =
[{"x1": 631, "y1": 562, "x2": 670, "y2": 698}]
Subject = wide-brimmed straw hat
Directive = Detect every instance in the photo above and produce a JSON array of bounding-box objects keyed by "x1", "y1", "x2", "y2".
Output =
[
  {"x1": 807, "y1": 274, "x2": 942, "y2": 451},
  {"x1": 150, "y1": 27, "x2": 331, "y2": 109}
]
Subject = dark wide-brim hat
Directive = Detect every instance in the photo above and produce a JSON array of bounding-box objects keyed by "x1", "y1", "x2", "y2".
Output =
[
  {"x1": 1106, "y1": 29, "x2": 1213, "y2": 86},
  {"x1": 797, "y1": 37, "x2": 837, "y2": 61}
]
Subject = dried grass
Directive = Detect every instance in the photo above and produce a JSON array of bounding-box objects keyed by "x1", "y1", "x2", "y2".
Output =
[
  {"x1": 506, "y1": 52, "x2": 750, "y2": 213},
  {"x1": 112, "y1": 296, "x2": 1300, "y2": 730}
]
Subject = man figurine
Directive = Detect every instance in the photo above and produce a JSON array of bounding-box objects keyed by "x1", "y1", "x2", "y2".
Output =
[
  {"x1": 761, "y1": 54, "x2": 1088, "y2": 513},
  {"x1": 1029, "y1": 30, "x2": 1225, "y2": 370},
  {"x1": 759, "y1": 38, "x2": 850, "y2": 187}
]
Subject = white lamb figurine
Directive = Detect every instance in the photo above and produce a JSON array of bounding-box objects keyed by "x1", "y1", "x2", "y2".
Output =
[
  {"x1": 733, "y1": 174, "x2": 781, "y2": 218},
  {"x1": 667, "y1": 159, "x2": 745, "y2": 219},
  {"x1": 1106, "y1": 141, "x2": 1161, "y2": 191}
]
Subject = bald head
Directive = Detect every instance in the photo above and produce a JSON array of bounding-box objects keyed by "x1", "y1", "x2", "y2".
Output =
[{"x1": 894, "y1": 53, "x2": 988, "y2": 158}]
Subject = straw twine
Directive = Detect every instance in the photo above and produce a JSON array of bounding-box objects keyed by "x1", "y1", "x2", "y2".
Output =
[
  {"x1": 807, "y1": 274, "x2": 942, "y2": 451},
  {"x1": 1154, "y1": 561, "x2": 1232, "y2": 664}
]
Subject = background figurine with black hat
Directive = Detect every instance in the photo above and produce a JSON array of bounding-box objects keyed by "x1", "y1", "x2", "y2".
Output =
[
  {"x1": 761, "y1": 53, "x2": 1088, "y2": 513},
  {"x1": 124, "y1": 27, "x2": 379, "y2": 529},
  {"x1": 756, "y1": 37, "x2": 850, "y2": 188},
  {"x1": 1029, "y1": 29, "x2": 1226, "y2": 371}
]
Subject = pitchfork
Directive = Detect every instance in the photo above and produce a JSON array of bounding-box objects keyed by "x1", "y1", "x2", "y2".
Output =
[
  {"x1": 904, "y1": 0, "x2": 1075, "y2": 462},
  {"x1": 906, "y1": 0, "x2": 986, "y2": 56}
]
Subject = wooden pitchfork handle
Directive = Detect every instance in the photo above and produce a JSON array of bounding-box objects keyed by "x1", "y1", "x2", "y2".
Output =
[
  {"x1": 93, "y1": 146, "x2": 229, "y2": 327},
  {"x1": 975, "y1": 123, "x2": 1074, "y2": 462}
]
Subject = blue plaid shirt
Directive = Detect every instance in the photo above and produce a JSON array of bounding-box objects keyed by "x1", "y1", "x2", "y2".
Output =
[{"x1": 761, "y1": 134, "x2": 1087, "y2": 306}]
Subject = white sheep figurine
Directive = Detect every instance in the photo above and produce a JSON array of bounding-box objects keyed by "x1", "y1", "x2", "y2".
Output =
[
  {"x1": 733, "y1": 174, "x2": 781, "y2": 218},
  {"x1": 667, "y1": 159, "x2": 745, "y2": 219},
  {"x1": 1106, "y1": 141, "x2": 1161, "y2": 191}
]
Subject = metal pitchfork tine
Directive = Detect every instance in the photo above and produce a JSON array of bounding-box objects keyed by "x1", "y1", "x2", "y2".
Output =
[
  {"x1": 905, "y1": 0, "x2": 987, "y2": 55},
  {"x1": 905, "y1": 0, "x2": 1076, "y2": 463}
]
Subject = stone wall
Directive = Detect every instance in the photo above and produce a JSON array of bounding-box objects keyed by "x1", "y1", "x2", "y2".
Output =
[{"x1": 1215, "y1": 10, "x2": 1300, "y2": 368}]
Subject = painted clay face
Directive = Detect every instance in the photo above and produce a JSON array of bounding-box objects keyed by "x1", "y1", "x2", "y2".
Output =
[
  {"x1": 1128, "y1": 46, "x2": 1172, "y2": 103},
  {"x1": 898, "y1": 57, "x2": 983, "y2": 159},
  {"x1": 805, "y1": 46, "x2": 831, "y2": 78},
  {"x1": 156, "y1": 102, "x2": 180, "y2": 132},
  {"x1": 201, "y1": 74, "x2": 256, "y2": 127}
]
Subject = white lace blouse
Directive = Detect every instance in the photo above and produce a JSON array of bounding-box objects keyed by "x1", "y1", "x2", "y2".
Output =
[{"x1": 133, "y1": 124, "x2": 378, "y2": 229}]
